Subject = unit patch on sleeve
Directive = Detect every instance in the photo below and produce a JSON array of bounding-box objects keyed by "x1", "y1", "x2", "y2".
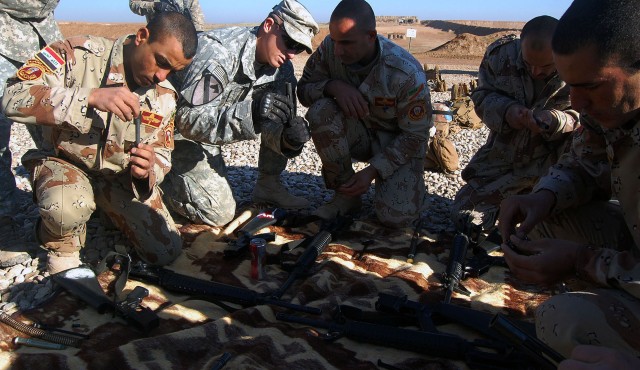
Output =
[
  {"x1": 17, "y1": 65, "x2": 43, "y2": 81},
  {"x1": 407, "y1": 83, "x2": 425, "y2": 100},
  {"x1": 141, "y1": 111, "x2": 164, "y2": 128},
  {"x1": 407, "y1": 100, "x2": 428, "y2": 121},
  {"x1": 374, "y1": 97, "x2": 396, "y2": 108},
  {"x1": 35, "y1": 46, "x2": 65, "y2": 73}
]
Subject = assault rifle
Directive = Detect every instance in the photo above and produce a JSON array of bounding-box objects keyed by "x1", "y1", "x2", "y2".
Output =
[
  {"x1": 129, "y1": 262, "x2": 320, "y2": 314},
  {"x1": 276, "y1": 312, "x2": 535, "y2": 369},
  {"x1": 270, "y1": 215, "x2": 352, "y2": 300},
  {"x1": 52, "y1": 266, "x2": 159, "y2": 333}
]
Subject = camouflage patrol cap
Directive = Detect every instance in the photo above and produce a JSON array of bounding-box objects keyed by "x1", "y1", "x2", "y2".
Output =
[{"x1": 270, "y1": 0, "x2": 319, "y2": 54}]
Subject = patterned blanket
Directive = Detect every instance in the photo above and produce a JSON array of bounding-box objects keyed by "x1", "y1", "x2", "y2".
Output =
[{"x1": 0, "y1": 208, "x2": 550, "y2": 369}]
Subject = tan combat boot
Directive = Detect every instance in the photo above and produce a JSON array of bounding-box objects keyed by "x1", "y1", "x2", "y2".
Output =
[
  {"x1": 314, "y1": 193, "x2": 362, "y2": 220},
  {"x1": 252, "y1": 175, "x2": 310, "y2": 209},
  {"x1": 46, "y1": 250, "x2": 82, "y2": 275}
]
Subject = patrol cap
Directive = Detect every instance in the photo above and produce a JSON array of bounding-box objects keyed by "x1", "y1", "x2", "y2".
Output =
[{"x1": 270, "y1": 0, "x2": 319, "y2": 54}]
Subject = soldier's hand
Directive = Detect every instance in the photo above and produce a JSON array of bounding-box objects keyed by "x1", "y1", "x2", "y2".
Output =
[
  {"x1": 559, "y1": 345, "x2": 640, "y2": 370},
  {"x1": 325, "y1": 80, "x2": 369, "y2": 119},
  {"x1": 505, "y1": 104, "x2": 530, "y2": 130},
  {"x1": 254, "y1": 92, "x2": 294, "y2": 125},
  {"x1": 282, "y1": 116, "x2": 310, "y2": 149},
  {"x1": 88, "y1": 87, "x2": 140, "y2": 122},
  {"x1": 130, "y1": 143, "x2": 156, "y2": 180},
  {"x1": 497, "y1": 190, "x2": 556, "y2": 244},
  {"x1": 48, "y1": 39, "x2": 75, "y2": 71},
  {"x1": 531, "y1": 110, "x2": 554, "y2": 133},
  {"x1": 501, "y1": 236, "x2": 581, "y2": 285},
  {"x1": 337, "y1": 166, "x2": 378, "y2": 197}
]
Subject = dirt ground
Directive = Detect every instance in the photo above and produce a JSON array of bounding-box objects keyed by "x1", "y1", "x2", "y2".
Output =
[{"x1": 58, "y1": 20, "x2": 522, "y2": 68}]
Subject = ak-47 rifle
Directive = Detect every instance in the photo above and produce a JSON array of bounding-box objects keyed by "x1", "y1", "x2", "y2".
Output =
[
  {"x1": 52, "y1": 266, "x2": 159, "y2": 333},
  {"x1": 129, "y1": 263, "x2": 320, "y2": 314},
  {"x1": 270, "y1": 215, "x2": 352, "y2": 300},
  {"x1": 276, "y1": 312, "x2": 536, "y2": 369}
]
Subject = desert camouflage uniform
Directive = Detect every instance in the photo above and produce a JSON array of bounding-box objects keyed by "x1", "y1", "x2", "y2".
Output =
[
  {"x1": 527, "y1": 115, "x2": 640, "y2": 357},
  {"x1": 164, "y1": 27, "x2": 297, "y2": 226},
  {"x1": 0, "y1": 0, "x2": 63, "y2": 215},
  {"x1": 129, "y1": 0, "x2": 205, "y2": 32},
  {"x1": 1, "y1": 35, "x2": 182, "y2": 265},
  {"x1": 298, "y1": 35, "x2": 431, "y2": 228},
  {"x1": 450, "y1": 35, "x2": 579, "y2": 231}
]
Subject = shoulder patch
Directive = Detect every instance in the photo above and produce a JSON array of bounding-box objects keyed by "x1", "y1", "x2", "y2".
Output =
[
  {"x1": 407, "y1": 83, "x2": 425, "y2": 100},
  {"x1": 191, "y1": 72, "x2": 224, "y2": 106},
  {"x1": 141, "y1": 111, "x2": 164, "y2": 128},
  {"x1": 35, "y1": 46, "x2": 64, "y2": 73},
  {"x1": 407, "y1": 100, "x2": 428, "y2": 121},
  {"x1": 17, "y1": 65, "x2": 43, "y2": 81}
]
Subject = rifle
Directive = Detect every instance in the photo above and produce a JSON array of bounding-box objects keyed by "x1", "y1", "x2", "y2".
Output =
[
  {"x1": 270, "y1": 215, "x2": 352, "y2": 300},
  {"x1": 129, "y1": 262, "x2": 320, "y2": 315},
  {"x1": 442, "y1": 232, "x2": 471, "y2": 303},
  {"x1": 223, "y1": 208, "x2": 318, "y2": 258},
  {"x1": 52, "y1": 266, "x2": 159, "y2": 333},
  {"x1": 276, "y1": 312, "x2": 534, "y2": 369}
]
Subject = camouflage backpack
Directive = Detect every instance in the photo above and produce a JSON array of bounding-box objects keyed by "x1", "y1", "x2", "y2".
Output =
[
  {"x1": 425, "y1": 102, "x2": 460, "y2": 173},
  {"x1": 451, "y1": 96, "x2": 483, "y2": 130}
]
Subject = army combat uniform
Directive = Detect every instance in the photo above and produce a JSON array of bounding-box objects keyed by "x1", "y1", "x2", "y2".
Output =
[
  {"x1": 298, "y1": 35, "x2": 432, "y2": 228},
  {"x1": 164, "y1": 27, "x2": 300, "y2": 226},
  {"x1": 1, "y1": 35, "x2": 182, "y2": 266},
  {"x1": 525, "y1": 115, "x2": 640, "y2": 358},
  {"x1": 450, "y1": 35, "x2": 579, "y2": 231},
  {"x1": 0, "y1": 0, "x2": 63, "y2": 216},
  {"x1": 129, "y1": 0, "x2": 206, "y2": 32}
]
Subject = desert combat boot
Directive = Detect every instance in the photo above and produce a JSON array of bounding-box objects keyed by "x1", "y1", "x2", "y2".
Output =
[
  {"x1": 46, "y1": 250, "x2": 82, "y2": 275},
  {"x1": 252, "y1": 174, "x2": 310, "y2": 209},
  {"x1": 314, "y1": 193, "x2": 362, "y2": 220}
]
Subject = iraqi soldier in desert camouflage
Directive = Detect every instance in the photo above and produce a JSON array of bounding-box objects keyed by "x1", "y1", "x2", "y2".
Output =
[
  {"x1": 498, "y1": 1, "x2": 640, "y2": 367},
  {"x1": 298, "y1": 0, "x2": 431, "y2": 228},
  {"x1": 163, "y1": 0, "x2": 318, "y2": 227},
  {"x1": 450, "y1": 16, "x2": 580, "y2": 233},
  {"x1": 129, "y1": 0, "x2": 206, "y2": 32},
  {"x1": 0, "y1": 0, "x2": 63, "y2": 267},
  {"x1": 1, "y1": 12, "x2": 197, "y2": 274}
]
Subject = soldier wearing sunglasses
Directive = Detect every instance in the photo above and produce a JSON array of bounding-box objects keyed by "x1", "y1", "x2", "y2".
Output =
[{"x1": 163, "y1": 0, "x2": 318, "y2": 227}]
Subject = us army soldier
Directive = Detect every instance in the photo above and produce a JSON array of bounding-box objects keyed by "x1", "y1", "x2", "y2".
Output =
[
  {"x1": 164, "y1": 0, "x2": 318, "y2": 226},
  {"x1": 450, "y1": 16, "x2": 579, "y2": 232},
  {"x1": 298, "y1": 0, "x2": 431, "y2": 228},
  {"x1": 1, "y1": 12, "x2": 197, "y2": 273},
  {"x1": 129, "y1": 0, "x2": 206, "y2": 32}
]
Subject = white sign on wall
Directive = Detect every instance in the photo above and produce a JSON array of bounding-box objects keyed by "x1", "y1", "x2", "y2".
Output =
[{"x1": 406, "y1": 28, "x2": 417, "y2": 38}]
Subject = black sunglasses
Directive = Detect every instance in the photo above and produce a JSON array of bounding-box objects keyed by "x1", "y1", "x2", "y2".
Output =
[{"x1": 277, "y1": 25, "x2": 307, "y2": 54}]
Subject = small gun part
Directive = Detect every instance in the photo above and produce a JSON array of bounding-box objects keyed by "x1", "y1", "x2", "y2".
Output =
[
  {"x1": 353, "y1": 239, "x2": 374, "y2": 261},
  {"x1": 13, "y1": 337, "x2": 67, "y2": 350},
  {"x1": 134, "y1": 115, "x2": 141, "y2": 145},
  {"x1": 407, "y1": 218, "x2": 425, "y2": 263},
  {"x1": 211, "y1": 352, "x2": 232, "y2": 370}
]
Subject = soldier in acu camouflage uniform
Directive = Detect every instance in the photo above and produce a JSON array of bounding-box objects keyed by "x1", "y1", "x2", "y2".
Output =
[
  {"x1": 0, "y1": 0, "x2": 63, "y2": 217},
  {"x1": 498, "y1": 1, "x2": 640, "y2": 367},
  {"x1": 298, "y1": 0, "x2": 431, "y2": 228},
  {"x1": 450, "y1": 16, "x2": 580, "y2": 233},
  {"x1": 163, "y1": 0, "x2": 318, "y2": 227},
  {"x1": 1, "y1": 12, "x2": 197, "y2": 274},
  {"x1": 129, "y1": 0, "x2": 206, "y2": 32}
]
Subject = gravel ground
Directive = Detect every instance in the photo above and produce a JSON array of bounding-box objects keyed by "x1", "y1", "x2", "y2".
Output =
[{"x1": 0, "y1": 65, "x2": 486, "y2": 314}]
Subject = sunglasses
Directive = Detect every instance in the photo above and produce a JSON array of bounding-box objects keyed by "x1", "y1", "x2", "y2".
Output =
[{"x1": 277, "y1": 24, "x2": 306, "y2": 54}]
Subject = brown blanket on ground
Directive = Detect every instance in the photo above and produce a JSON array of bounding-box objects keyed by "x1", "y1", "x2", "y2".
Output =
[{"x1": 0, "y1": 211, "x2": 550, "y2": 370}]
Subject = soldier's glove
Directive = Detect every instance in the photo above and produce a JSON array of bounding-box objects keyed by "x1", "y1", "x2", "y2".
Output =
[
  {"x1": 253, "y1": 92, "x2": 295, "y2": 126},
  {"x1": 154, "y1": 1, "x2": 180, "y2": 13},
  {"x1": 282, "y1": 117, "x2": 311, "y2": 149}
]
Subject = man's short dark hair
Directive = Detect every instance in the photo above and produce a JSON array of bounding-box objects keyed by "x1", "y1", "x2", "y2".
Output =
[
  {"x1": 552, "y1": 0, "x2": 640, "y2": 69},
  {"x1": 147, "y1": 11, "x2": 198, "y2": 59},
  {"x1": 520, "y1": 15, "x2": 557, "y2": 51},
  {"x1": 330, "y1": 0, "x2": 376, "y2": 32}
]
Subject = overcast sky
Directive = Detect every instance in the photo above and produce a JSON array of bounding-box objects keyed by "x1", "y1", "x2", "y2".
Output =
[{"x1": 55, "y1": 0, "x2": 573, "y2": 23}]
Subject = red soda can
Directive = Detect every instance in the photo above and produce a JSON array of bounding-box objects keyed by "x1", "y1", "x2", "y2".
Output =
[{"x1": 250, "y1": 238, "x2": 266, "y2": 280}]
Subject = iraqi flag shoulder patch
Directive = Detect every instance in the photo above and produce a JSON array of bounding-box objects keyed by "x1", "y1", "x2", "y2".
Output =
[{"x1": 35, "y1": 46, "x2": 65, "y2": 73}]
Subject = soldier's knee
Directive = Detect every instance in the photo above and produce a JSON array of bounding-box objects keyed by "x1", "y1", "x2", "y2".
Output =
[
  {"x1": 375, "y1": 208, "x2": 417, "y2": 229},
  {"x1": 139, "y1": 232, "x2": 183, "y2": 266},
  {"x1": 39, "y1": 197, "x2": 94, "y2": 236},
  {"x1": 306, "y1": 98, "x2": 339, "y2": 130}
]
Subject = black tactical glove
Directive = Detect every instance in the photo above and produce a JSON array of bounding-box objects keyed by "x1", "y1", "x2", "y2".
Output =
[
  {"x1": 282, "y1": 117, "x2": 311, "y2": 149},
  {"x1": 253, "y1": 92, "x2": 295, "y2": 126},
  {"x1": 154, "y1": 1, "x2": 180, "y2": 13}
]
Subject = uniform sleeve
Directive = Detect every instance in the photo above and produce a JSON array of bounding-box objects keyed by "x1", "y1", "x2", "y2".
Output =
[
  {"x1": 1, "y1": 49, "x2": 96, "y2": 134},
  {"x1": 533, "y1": 117, "x2": 612, "y2": 212},
  {"x1": 129, "y1": 0, "x2": 155, "y2": 17},
  {"x1": 369, "y1": 71, "x2": 432, "y2": 179},
  {"x1": 188, "y1": 0, "x2": 206, "y2": 31},
  {"x1": 297, "y1": 37, "x2": 333, "y2": 107},
  {"x1": 543, "y1": 107, "x2": 580, "y2": 141},
  {"x1": 576, "y1": 247, "x2": 640, "y2": 299},
  {"x1": 471, "y1": 48, "x2": 519, "y2": 133}
]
